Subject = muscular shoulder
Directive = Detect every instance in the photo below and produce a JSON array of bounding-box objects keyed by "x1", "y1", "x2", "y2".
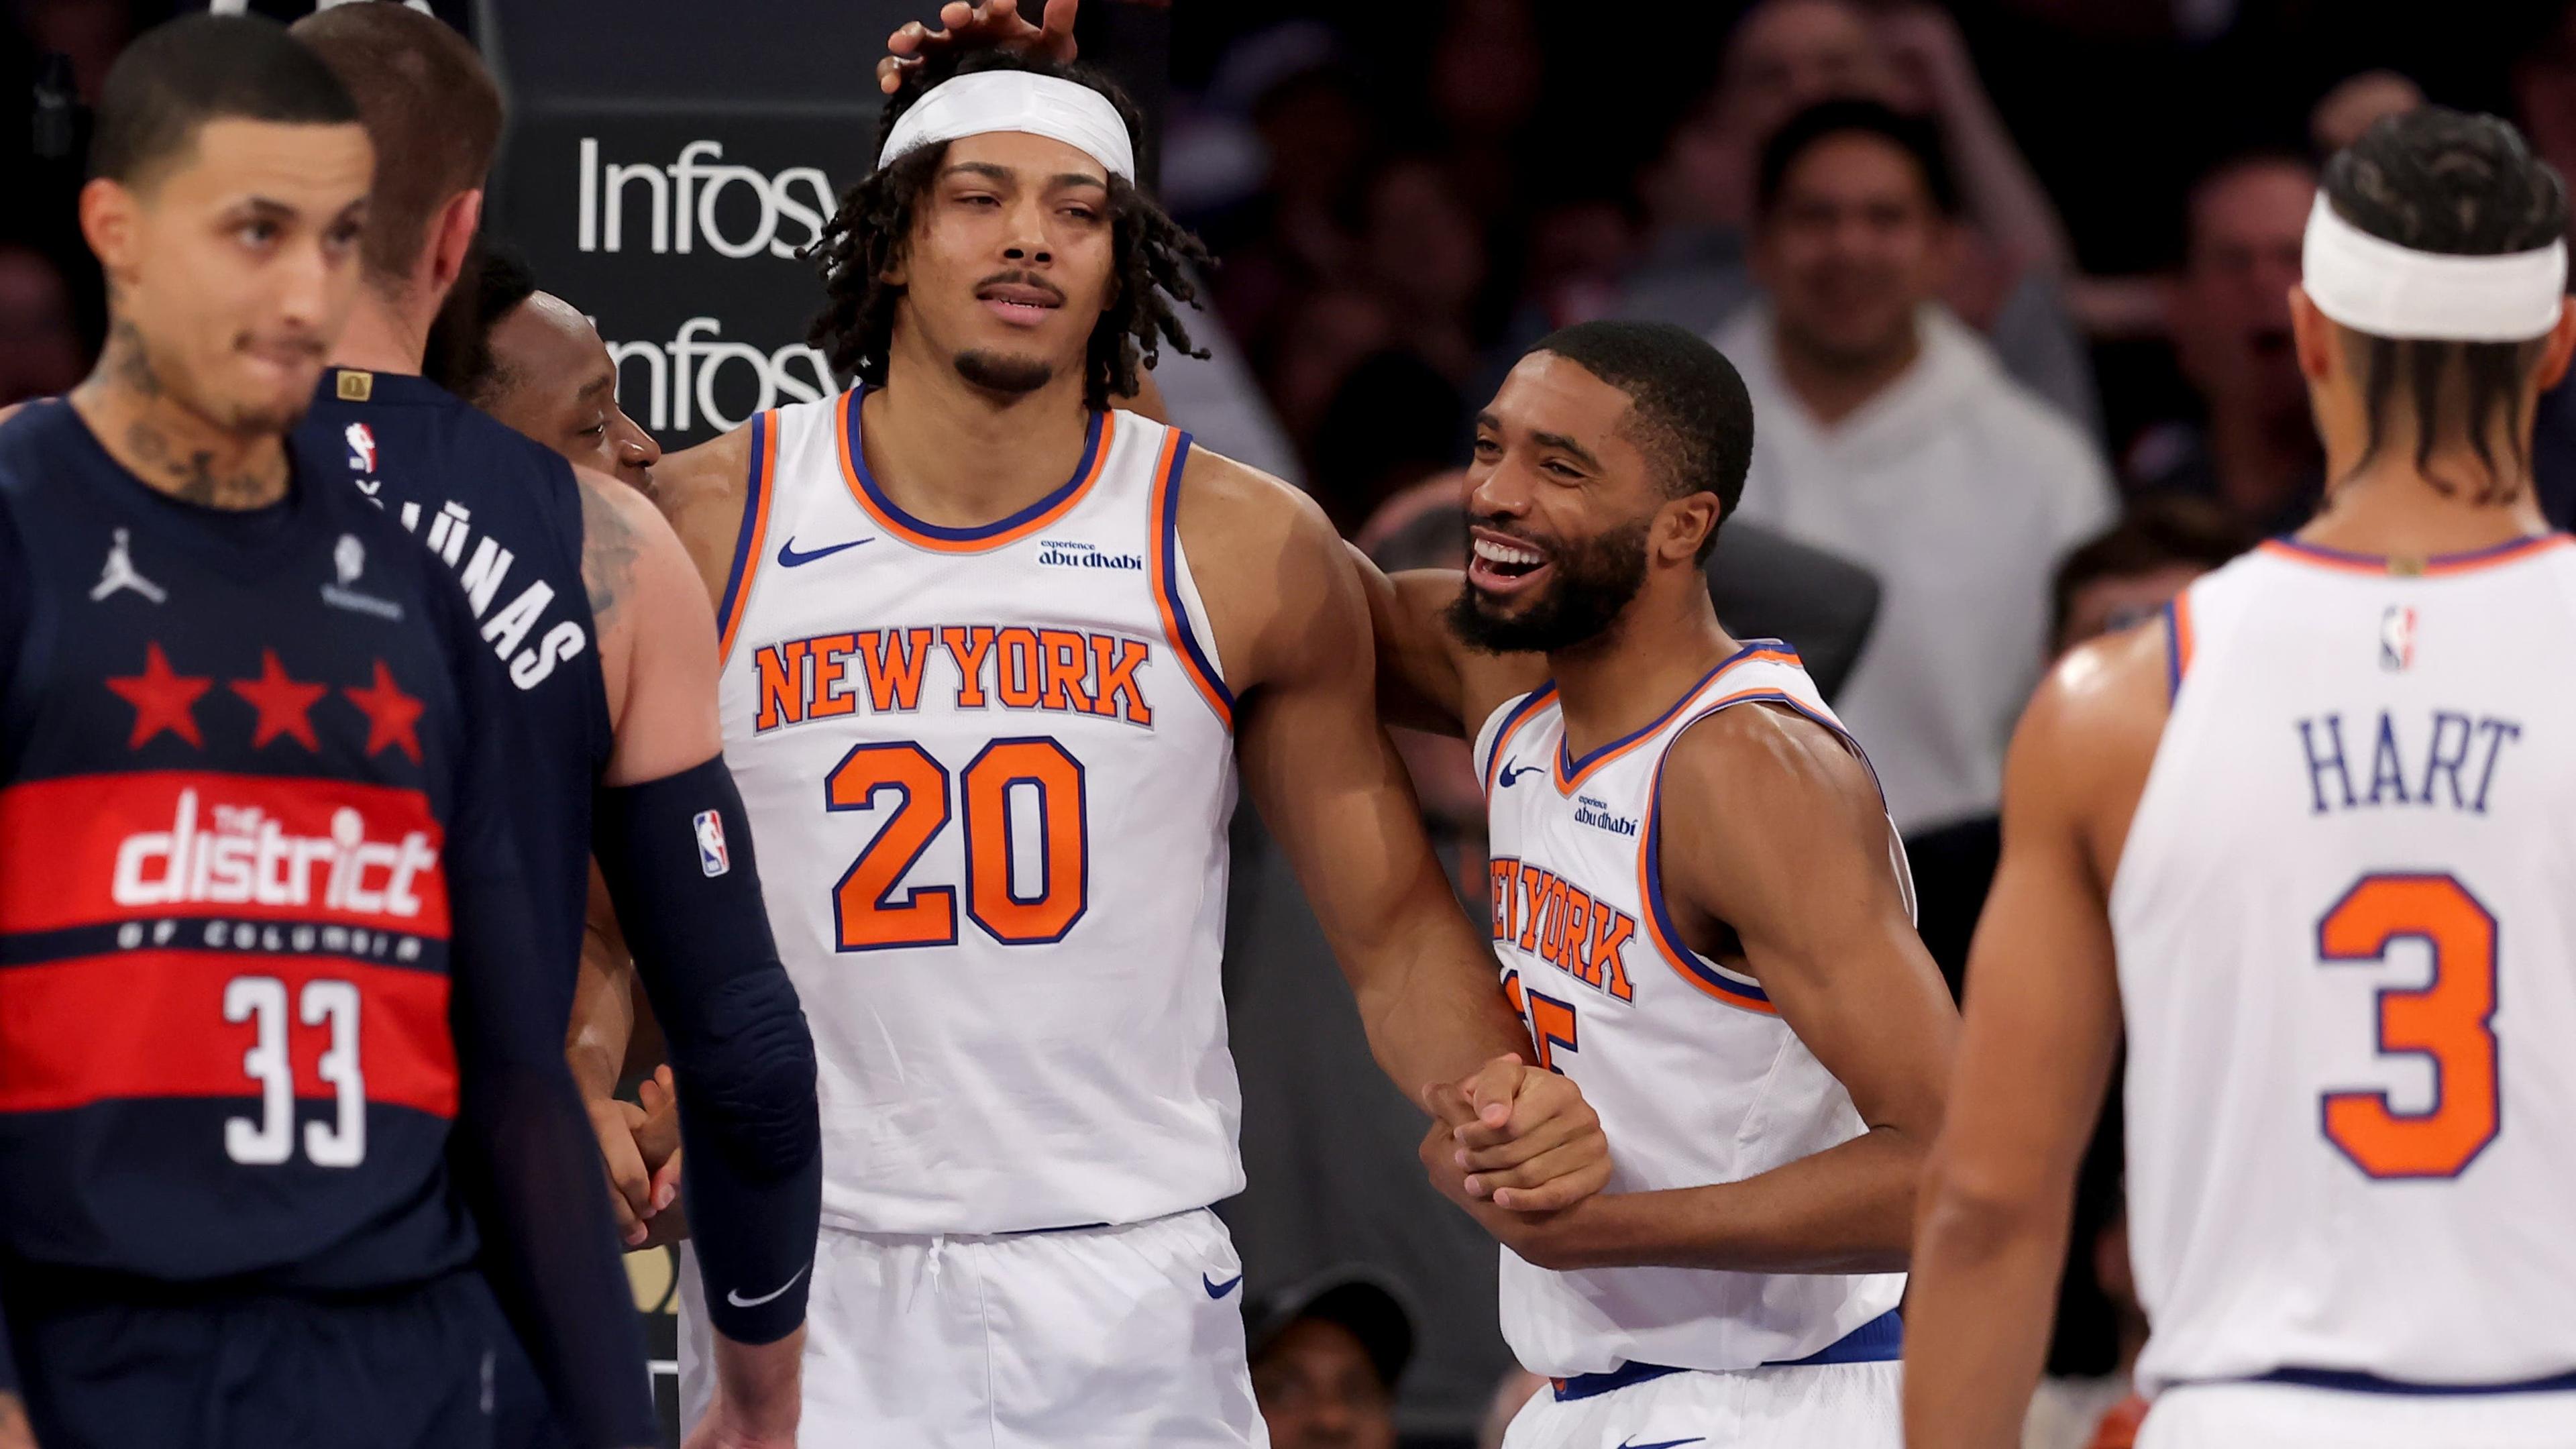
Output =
[
  {"x1": 649, "y1": 424, "x2": 755, "y2": 605},
  {"x1": 1664, "y1": 703, "x2": 1888, "y2": 863},
  {"x1": 2008, "y1": 621, "x2": 2171, "y2": 880},
  {"x1": 1173, "y1": 445, "x2": 1356, "y2": 692}
]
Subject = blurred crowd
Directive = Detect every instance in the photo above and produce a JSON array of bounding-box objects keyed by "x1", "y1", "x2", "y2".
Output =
[{"x1": 11, "y1": 1, "x2": 2576, "y2": 1445}]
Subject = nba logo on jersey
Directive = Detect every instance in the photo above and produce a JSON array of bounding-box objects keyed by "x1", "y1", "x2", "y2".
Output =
[
  {"x1": 693, "y1": 809, "x2": 730, "y2": 877},
  {"x1": 2379, "y1": 604, "x2": 2416, "y2": 672},
  {"x1": 344, "y1": 422, "x2": 376, "y2": 474}
]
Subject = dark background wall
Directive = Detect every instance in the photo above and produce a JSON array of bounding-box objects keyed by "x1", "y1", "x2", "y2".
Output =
[{"x1": 483, "y1": 0, "x2": 1168, "y2": 449}]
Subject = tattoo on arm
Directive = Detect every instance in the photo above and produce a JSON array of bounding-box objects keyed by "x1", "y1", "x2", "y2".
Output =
[{"x1": 578, "y1": 474, "x2": 641, "y2": 627}]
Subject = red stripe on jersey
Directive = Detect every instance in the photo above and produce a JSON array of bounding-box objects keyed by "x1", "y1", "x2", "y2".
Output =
[
  {"x1": 0, "y1": 950, "x2": 456, "y2": 1118},
  {"x1": 0, "y1": 771, "x2": 450, "y2": 938}
]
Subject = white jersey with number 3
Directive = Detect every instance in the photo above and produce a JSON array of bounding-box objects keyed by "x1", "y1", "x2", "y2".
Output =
[
  {"x1": 1474, "y1": 643, "x2": 1908, "y2": 1377},
  {"x1": 2113, "y1": 536, "x2": 2576, "y2": 1396},
  {"x1": 712, "y1": 392, "x2": 1241, "y2": 1236}
]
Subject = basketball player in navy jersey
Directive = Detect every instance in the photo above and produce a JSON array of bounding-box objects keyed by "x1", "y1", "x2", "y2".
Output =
[
  {"x1": 0, "y1": 16, "x2": 651, "y2": 1449},
  {"x1": 283, "y1": 7, "x2": 820, "y2": 1445}
]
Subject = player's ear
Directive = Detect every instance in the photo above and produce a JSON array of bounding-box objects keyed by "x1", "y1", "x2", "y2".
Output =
[
  {"x1": 1658, "y1": 492, "x2": 1721, "y2": 566},
  {"x1": 2532, "y1": 296, "x2": 2576, "y2": 394},
  {"x1": 79, "y1": 177, "x2": 142, "y2": 284},
  {"x1": 2290, "y1": 284, "x2": 2339, "y2": 385},
  {"x1": 426, "y1": 189, "x2": 485, "y2": 300}
]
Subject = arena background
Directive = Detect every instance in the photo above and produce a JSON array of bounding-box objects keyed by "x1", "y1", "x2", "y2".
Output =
[{"x1": 11, "y1": 1, "x2": 2576, "y2": 1446}]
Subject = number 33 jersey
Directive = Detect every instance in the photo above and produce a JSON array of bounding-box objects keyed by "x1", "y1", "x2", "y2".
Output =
[
  {"x1": 714, "y1": 392, "x2": 1240, "y2": 1236},
  {"x1": 0, "y1": 402, "x2": 509, "y2": 1291},
  {"x1": 2114, "y1": 537, "x2": 2576, "y2": 1394}
]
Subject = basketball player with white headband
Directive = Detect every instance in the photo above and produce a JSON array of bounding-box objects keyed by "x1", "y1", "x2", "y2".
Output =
[
  {"x1": 1909, "y1": 106, "x2": 2576, "y2": 1449},
  {"x1": 625, "y1": 45, "x2": 1615, "y2": 1448}
]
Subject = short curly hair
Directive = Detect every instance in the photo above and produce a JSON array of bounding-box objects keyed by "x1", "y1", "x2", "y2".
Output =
[{"x1": 805, "y1": 49, "x2": 1209, "y2": 409}]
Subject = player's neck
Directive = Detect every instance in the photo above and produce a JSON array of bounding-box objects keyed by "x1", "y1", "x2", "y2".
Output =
[
  {"x1": 330, "y1": 288, "x2": 432, "y2": 378},
  {"x1": 70, "y1": 317, "x2": 288, "y2": 511},
  {"x1": 2302, "y1": 427, "x2": 2553, "y2": 558},
  {"x1": 2301, "y1": 460, "x2": 2552, "y2": 559},
  {"x1": 1546, "y1": 581, "x2": 1737, "y2": 760},
  {"x1": 864, "y1": 354, "x2": 1095, "y2": 527}
]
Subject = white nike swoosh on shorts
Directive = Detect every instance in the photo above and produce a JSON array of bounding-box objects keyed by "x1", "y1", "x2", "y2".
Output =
[{"x1": 727, "y1": 1263, "x2": 811, "y2": 1309}]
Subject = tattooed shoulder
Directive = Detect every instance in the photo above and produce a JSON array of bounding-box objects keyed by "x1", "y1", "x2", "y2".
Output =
[{"x1": 576, "y1": 470, "x2": 641, "y2": 628}]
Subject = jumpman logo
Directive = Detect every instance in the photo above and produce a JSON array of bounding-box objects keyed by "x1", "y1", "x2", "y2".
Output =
[{"x1": 91, "y1": 528, "x2": 167, "y2": 604}]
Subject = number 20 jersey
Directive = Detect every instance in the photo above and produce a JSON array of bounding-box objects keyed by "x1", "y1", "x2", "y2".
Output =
[
  {"x1": 2113, "y1": 536, "x2": 2576, "y2": 1395},
  {"x1": 713, "y1": 392, "x2": 1240, "y2": 1236}
]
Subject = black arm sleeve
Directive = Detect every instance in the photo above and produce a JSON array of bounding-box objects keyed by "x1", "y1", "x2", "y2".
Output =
[
  {"x1": 439, "y1": 597, "x2": 655, "y2": 1449},
  {"x1": 593, "y1": 757, "x2": 820, "y2": 1345}
]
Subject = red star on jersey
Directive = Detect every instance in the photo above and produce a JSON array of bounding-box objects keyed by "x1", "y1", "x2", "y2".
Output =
[
  {"x1": 343, "y1": 659, "x2": 425, "y2": 763},
  {"x1": 231, "y1": 649, "x2": 327, "y2": 750},
  {"x1": 105, "y1": 641, "x2": 211, "y2": 749}
]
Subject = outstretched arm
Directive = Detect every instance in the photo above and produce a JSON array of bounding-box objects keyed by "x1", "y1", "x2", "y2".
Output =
[
  {"x1": 1426, "y1": 705, "x2": 1955, "y2": 1271},
  {"x1": 1199, "y1": 460, "x2": 1607, "y2": 1210},
  {"x1": 1904, "y1": 629, "x2": 2163, "y2": 1449},
  {"x1": 574, "y1": 470, "x2": 820, "y2": 1441}
]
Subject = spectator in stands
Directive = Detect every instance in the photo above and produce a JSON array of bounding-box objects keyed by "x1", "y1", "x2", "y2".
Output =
[
  {"x1": 1622, "y1": 0, "x2": 2100, "y2": 431},
  {"x1": 2126, "y1": 154, "x2": 2323, "y2": 535},
  {"x1": 1246, "y1": 1273, "x2": 1414, "y2": 1449},
  {"x1": 0, "y1": 245, "x2": 83, "y2": 406},
  {"x1": 1717, "y1": 99, "x2": 2114, "y2": 837},
  {"x1": 1908, "y1": 497, "x2": 2251, "y2": 991}
]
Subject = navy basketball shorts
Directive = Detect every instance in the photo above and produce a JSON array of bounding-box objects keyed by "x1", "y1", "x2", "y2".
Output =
[{"x1": 4, "y1": 1269, "x2": 504, "y2": 1449}]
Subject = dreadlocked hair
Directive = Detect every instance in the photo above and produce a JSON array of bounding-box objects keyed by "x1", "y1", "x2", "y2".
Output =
[
  {"x1": 804, "y1": 48, "x2": 1210, "y2": 409},
  {"x1": 2322, "y1": 107, "x2": 2571, "y2": 504}
]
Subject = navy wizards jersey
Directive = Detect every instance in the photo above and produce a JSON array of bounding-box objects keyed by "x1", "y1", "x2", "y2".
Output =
[
  {"x1": 0, "y1": 400, "x2": 523, "y2": 1289},
  {"x1": 299, "y1": 368, "x2": 610, "y2": 1001}
]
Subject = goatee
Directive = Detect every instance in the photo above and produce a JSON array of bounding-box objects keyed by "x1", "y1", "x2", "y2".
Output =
[{"x1": 954, "y1": 350, "x2": 1055, "y2": 396}]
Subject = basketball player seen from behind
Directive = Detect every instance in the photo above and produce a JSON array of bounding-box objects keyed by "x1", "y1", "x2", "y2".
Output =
[
  {"x1": 285, "y1": 7, "x2": 822, "y2": 1446},
  {"x1": 616, "y1": 44, "x2": 1609, "y2": 1446},
  {"x1": 1910, "y1": 109, "x2": 2576, "y2": 1448},
  {"x1": 1358, "y1": 320, "x2": 1957, "y2": 1448}
]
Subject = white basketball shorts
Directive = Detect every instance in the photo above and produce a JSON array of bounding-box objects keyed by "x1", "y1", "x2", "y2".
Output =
[
  {"x1": 2139, "y1": 1381, "x2": 2576, "y2": 1448},
  {"x1": 677, "y1": 1206, "x2": 1268, "y2": 1448},
  {"x1": 1499, "y1": 1359, "x2": 1899, "y2": 1449}
]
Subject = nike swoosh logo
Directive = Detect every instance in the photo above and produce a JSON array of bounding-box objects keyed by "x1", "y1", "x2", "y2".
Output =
[
  {"x1": 1499, "y1": 762, "x2": 1539, "y2": 787},
  {"x1": 726, "y1": 1263, "x2": 810, "y2": 1309},
  {"x1": 775, "y1": 537, "x2": 871, "y2": 568},
  {"x1": 1616, "y1": 1438, "x2": 1705, "y2": 1449},
  {"x1": 1202, "y1": 1273, "x2": 1244, "y2": 1299}
]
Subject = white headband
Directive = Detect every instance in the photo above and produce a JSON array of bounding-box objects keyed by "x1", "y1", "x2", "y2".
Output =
[
  {"x1": 2302, "y1": 193, "x2": 2567, "y2": 341},
  {"x1": 877, "y1": 71, "x2": 1136, "y2": 182}
]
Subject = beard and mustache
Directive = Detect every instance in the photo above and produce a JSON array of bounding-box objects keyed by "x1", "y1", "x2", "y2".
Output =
[{"x1": 1444, "y1": 515, "x2": 1651, "y2": 655}]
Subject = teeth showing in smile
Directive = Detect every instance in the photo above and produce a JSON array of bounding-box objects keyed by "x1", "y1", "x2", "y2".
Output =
[{"x1": 1474, "y1": 538, "x2": 1544, "y2": 568}]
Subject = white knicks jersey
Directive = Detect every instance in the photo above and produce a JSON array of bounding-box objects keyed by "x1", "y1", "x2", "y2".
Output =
[
  {"x1": 714, "y1": 392, "x2": 1242, "y2": 1236},
  {"x1": 2114, "y1": 536, "x2": 2576, "y2": 1396},
  {"x1": 1474, "y1": 643, "x2": 1907, "y2": 1377}
]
